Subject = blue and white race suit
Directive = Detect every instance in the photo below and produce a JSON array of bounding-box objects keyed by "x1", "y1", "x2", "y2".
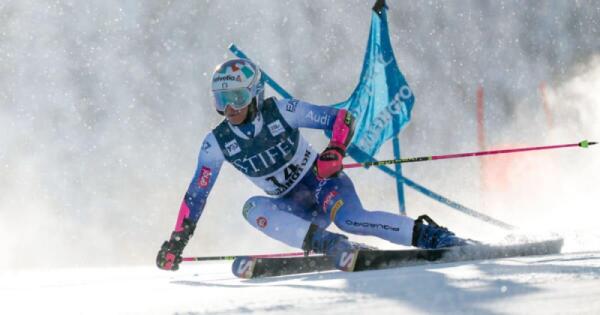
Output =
[{"x1": 178, "y1": 97, "x2": 414, "y2": 248}]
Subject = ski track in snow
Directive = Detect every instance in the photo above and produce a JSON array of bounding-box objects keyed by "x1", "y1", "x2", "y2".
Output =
[{"x1": 3, "y1": 251, "x2": 600, "y2": 315}]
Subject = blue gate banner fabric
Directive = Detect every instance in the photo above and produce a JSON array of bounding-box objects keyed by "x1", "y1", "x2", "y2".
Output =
[{"x1": 329, "y1": 8, "x2": 415, "y2": 161}]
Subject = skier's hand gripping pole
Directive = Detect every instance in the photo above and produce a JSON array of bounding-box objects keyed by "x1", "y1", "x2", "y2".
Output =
[
  {"x1": 315, "y1": 109, "x2": 355, "y2": 180},
  {"x1": 156, "y1": 218, "x2": 196, "y2": 271}
]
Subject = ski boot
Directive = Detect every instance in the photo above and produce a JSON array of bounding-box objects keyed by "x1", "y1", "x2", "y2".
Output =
[
  {"x1": 412, "y1": 215, "x2": 470, "y2": 249},
  {"x1": 302, "y1": 224, "x2": 374, "y2": 271}
]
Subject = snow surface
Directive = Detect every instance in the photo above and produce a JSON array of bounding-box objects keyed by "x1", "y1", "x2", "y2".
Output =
[
  {"x1": 3, "y1": 251, "x2": 600, "y2": 315},
  {"x1": 1, "y1": 1, "x2": 599, "y2": 314}
]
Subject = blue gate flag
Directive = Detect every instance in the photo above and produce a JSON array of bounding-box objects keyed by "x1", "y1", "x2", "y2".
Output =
[{"x1": 329, "y1": 5, "x2": 415, "y2": 162}]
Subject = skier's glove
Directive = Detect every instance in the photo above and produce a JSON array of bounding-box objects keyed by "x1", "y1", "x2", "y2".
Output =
[
  {"x1": 315, "y1": 109, "x2": 354, "y2": 180},
  {"x1": 315, "y1": 146, "x2": 345, "y2": 180},
  {"x1": 315, "y1": 109, "x2": 355, "y2": 180},
  {"x1": 156, "y1": 218, "x2": 196, "y2": 271}
]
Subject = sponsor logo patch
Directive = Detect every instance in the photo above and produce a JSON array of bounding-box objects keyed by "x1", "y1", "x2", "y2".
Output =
[
  {"x1": 306, "y1": 111, "x2": 331, "y2": 125},
  {"x1": 198, "y1": 166, "x2": 212, "y2": 188},
  {"x1": 235, "y1": 258, "x2": 255, "y2": 278},
  {"x1": 212, "y1": 74, "x2": 241, "y2": 82},
  {"x1": 242, "y1": 201, "x2": 255, "y2": 219},
  {"x1": 322, "y1": 191, "x2": 338, "y2": 212},
  {"x1": 202, "y1": 141, "x2": 212, "y2": 153},
  {"x1": 256, "y1": 216, "x2": 268, "y2": 228},
  {"x1": 286, "y1": 99, "x2": 299, "y2": 112},
  {"x1": 330, "y1": 199, "x2": 344, "y2": 220},
  {"x1": 232, "y1": 137, "x2": 297, "y2": 175},
  {"x1": 314, "y1": 177, "x2": 328, "y2": 200},
  {"x1": 225, "y1": 139, "x2": 241, "y2": 156},
  {"x1": 337, "y1": 251, "x2": 356, "y2": 271},
  {"x1": 267, "y1": 120, "x2": 285, "y2": 137},
  {"x1": 344, "y1": 220, "x2": 400, "y2": 232},
  {"x1": 344, "y1": 111, "x2": 353, "y2": 125}
]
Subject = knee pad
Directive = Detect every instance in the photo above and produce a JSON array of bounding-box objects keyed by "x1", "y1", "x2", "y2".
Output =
[
  {"x1": 242, "y1": 197, "x2": 258, "y2": 220},
  {"x1": 242, "y1": 198, "x2": 272, "y2": 232},
  {"x1": 242, "y1": 196, "x2": 271, "y2": 222},
  {"x1": 240, "y1": 196, "x2": 313, "y2": 248}
]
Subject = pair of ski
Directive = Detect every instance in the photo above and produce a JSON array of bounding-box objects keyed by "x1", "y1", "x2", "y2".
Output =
[{"x1": 231, "y1": 238, "x2": 564, "y2": 279}]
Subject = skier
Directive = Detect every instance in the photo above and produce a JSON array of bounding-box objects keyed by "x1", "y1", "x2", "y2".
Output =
[{"x1": 156, "y1": 58, "x2": 468, "y2": 271}]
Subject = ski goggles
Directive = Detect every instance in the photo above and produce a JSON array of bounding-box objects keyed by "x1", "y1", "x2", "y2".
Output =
[{"x1": 213, "y1": 88, "x2": 253, "y2": 113}]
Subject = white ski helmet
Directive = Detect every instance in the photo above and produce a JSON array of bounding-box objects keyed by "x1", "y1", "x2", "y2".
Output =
[{"x1": 211, "y1": 58, "x2": 263, "y2": 114}]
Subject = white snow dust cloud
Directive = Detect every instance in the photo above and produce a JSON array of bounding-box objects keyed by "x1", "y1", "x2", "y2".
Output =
[
  {"x1": 477, "y1": 56, "x2": 600, "y2": 250},
  {"x1": 1, "y1": 1, "x2": 599, "y2": 270}
]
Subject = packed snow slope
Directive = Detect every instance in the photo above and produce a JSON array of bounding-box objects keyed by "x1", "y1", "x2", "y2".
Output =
[
  {"x1": 3, "y1": 251, "x2": 600, "y2": 315},
  {"x1": 1, "y1": 0, "x2": 599, "y2": 285},
  {"x1": 1, "y1": 1, "x2": 600, "y2": 313}
]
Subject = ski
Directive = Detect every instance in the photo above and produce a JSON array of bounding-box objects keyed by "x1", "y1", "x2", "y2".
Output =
[
  {"x1": 346, "y1": 237, "x2": 564, "y2": 272},
  {"x1": 232, "y1": 238, "x2": 563, "y2": 279},
  {"x1": 232, "y1": 254, "x2": 336, "y2": 279}
]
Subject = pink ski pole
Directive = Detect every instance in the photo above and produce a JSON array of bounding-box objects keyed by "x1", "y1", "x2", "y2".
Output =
[{"x1": 344, "y1": 140, "x2": 596, "y2": 169}]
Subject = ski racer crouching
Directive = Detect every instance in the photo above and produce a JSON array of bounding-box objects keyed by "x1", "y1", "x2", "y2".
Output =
[{"x1": 156, "y1": 59, "x2": 468, "y2": 271}]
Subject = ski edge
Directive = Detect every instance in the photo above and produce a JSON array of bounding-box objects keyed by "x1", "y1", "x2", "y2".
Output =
[
  {"x1": 350, "y1": 237, "x2": 565, "y2": 272},
  {"x1": 231, "y1": 238, "x2": 564, "y2": 278}
]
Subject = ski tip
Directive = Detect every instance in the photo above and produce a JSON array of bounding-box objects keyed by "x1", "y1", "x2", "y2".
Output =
[
  {"x1": 231, "y1": 257, "x2": 256, "y2": 279},
  {"x1": 579, "y1": 140, "x2": 597, "y2": 148}
]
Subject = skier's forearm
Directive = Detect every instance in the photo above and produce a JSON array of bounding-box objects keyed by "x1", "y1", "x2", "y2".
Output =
[
  {"x1": 174, "y1": 192, "x2": 205, "y2": 232},
  {"x1": 314, "y1": 109, "x2": 355, "y2": 179},
  {"x1": 171, "y1": 132, "x2": 224, "y2": 233},
  {"x1": 329, "y1": 109, "x2": 355, "y2": 150},
  {"x1": 173, "y1": 167, "x2": 218, "y2": 232}
]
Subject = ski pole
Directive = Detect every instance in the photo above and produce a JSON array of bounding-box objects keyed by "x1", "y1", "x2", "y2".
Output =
[
  {"x1": 182, "y1": 256, "x2": 237, "y2": 262},
  {"x1": 183, "y1": 251, "x2": 307, "y2": 262},
  {"x1": 344, "y1": 140, "x2": 597, "y2": 169}
]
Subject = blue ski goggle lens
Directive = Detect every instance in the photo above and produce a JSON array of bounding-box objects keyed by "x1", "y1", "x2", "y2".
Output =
[{"x1": 213, "y1": 88, "x2": 253, "y2": 112}]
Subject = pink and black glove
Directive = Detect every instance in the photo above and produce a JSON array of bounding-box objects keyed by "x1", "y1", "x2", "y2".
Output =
[
  {"x1": 315, "y1": 109, "x2": 355, "y2": 180},
  {"x1": 156, "y1": 218, "x2": 196, "y2": 271},
  {"x1": 316, "y1": 146, "x2": 346, "y2": 179}
]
